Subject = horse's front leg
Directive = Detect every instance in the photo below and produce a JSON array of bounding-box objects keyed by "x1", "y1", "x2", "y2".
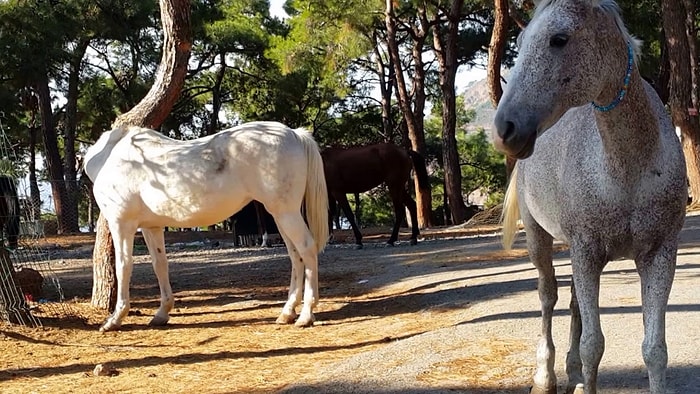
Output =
[
  {"x1": 387, "y1": 187, "x2": 405, "y2": 246},
  {"x1": 100, "y1": 220, "x2": 137, "y2": 332},
  {"x1": 569, "y1": 241, "x2": 606, "y2": 394},
  {"x1": 336, "y1": 193, "x2": 363, "y2": 249},
  {"x1": 635, "y1": 239, "x2": 677, "y2": 394},
  {"x1": 565, "y1": 280, "x2": 584, "y2": 393},
  {"x1": 142, "y1": 227, "x2": 174, "y2": 326},
  {"x1": 524, "y1": 219, "x2": 558, "y2": 394}
]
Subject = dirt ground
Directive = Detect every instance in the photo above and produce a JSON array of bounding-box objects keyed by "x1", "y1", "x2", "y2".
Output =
[{"x1": 1, "y1": 218, "x2": 699, "y2": 394}]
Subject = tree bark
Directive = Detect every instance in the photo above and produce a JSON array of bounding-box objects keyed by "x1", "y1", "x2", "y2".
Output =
[
  {"x1": 373, "y1": 32, "x2": 395, "y2": 141},
  {"x1": 662, "y1": 0, "x2": 700, "y2": 206},
  {"x1": 207, "y1": 52, "x2": 226, "y2": 136},
  {"x1": 385, "y1": 0, "x2": 432, "y2": 228},
  {"x1": 35, "y1": 72, "x2": 70, "y2": 233},
  {"x1": 91, "y1": 0, "x2": 192, "y2": 311},
  {"x1": 28, "y1": 127, "x2": 42, "y2": 222},
  {"x1": 63, "y1": 39, "x2": 90, "y2": 234},
  {"x1": 433, "y1": 0, "x2": 468, "y2": 224},
  {"x1": 490, "y1": 0, "x2": 517, "y2": 179},
  {"x1": 488, "y1": 0, "x2": 509, "y2": 108}
]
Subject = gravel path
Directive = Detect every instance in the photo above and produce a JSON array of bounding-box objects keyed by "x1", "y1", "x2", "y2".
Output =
[{"x1": 281, "y1": 214, "x2": 700, "y2": 394}]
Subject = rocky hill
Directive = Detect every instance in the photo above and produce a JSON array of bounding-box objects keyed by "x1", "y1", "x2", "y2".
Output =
[{"x1": 461, "y1": 77, "x2": 497, "y2": 135}]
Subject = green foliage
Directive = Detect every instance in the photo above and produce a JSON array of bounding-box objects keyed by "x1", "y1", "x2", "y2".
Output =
[
  {"x1": 355, "y1": 189, "x2": 394, "y2": 227},
  {"x1": 266, "y1": 0, "x2": 379, "y2": 95},
  {"x1": 459, "y1": 128, "x2": 506, "y2": 200}
]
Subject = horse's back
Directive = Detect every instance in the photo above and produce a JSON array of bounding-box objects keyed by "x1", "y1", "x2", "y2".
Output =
[
  {"x1": 323, "y1": 143, "x2": 411, "y2": 193},
  {"x1": 91, "y1": 121, "x2": 315, "y2": 228}
]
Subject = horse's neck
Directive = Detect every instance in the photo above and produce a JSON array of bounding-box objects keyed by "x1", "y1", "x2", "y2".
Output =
[
  {"x1": 84, "y1": 127, "x2": 131, "y2": 181},
  {"x1": 594, "y1": 72, "x2": 661, "y2": 176}
]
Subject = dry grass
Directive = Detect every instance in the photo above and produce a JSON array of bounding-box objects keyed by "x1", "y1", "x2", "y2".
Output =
[{"x1": 1, "y1": 225, "x2": 537, "y2": 394}]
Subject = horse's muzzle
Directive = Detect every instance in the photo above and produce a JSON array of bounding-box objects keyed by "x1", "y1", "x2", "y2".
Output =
[{"x1": 493, "y1": 114, "x2": 537, "y2": 159}]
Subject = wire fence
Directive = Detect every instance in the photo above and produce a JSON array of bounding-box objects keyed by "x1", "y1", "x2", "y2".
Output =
[{"x1": 0, "y1": 120, "x2": 78, "y2": 328}]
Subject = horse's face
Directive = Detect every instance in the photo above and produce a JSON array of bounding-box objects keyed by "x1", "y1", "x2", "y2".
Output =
[{"x1": 493, "y1": 0, "x2": 626, "y2": 159}]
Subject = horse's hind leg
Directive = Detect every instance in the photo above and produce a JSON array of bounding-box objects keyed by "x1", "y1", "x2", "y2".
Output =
[
  {"x1": 274, "y1": 226, "x2": 302, "y2": 324},
  {"x1": 522, "y1": 215, "x2": 558, "y2": 394},
  {"x1": 635, "y1": 239, "x2": 677, "y2": 394},
  {"x1": 100, "y1": 219, "x2": 138, "y2": 332},
  {"x1": 142, "y1": 227, "x2": 174, "y2": 326},
  {"x1": 403, "y1": 189, "x2": 419, "y2": 245},
  {"x1": 387, "y1": 186, "x2": 406, "y2": 246},
  {"x1": 274, "y1": 211, "x2": 319, "y2": 327}
]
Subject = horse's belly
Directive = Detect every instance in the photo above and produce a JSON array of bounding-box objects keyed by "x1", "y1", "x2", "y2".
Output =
[
  {"x1": 525, "y1": 198, "x2": 568, "y2": 243},
  {"x1": 138, "y1": 186, "x2": 248, "y2": 228}
]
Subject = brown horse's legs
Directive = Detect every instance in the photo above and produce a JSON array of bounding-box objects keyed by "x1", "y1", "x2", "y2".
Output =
[
  {"x1": 403, "y1": 189, "x2": 419, "y2": 245},
  {"x1": 327, "y1": 195, "x2": 338, "y2": 243},
  {"x1": 387, "y1": 187, "x2": 406, "y2": 246},
  {"x1": 253, "y1": 201, "x2": 268, "y2": 247},
  {"x1": 336, "y1": 193, "x2": 363, "y2": 248}
]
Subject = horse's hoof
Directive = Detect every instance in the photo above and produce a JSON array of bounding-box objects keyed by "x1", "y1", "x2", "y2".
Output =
[
  {"x1": 386, "y1": 241, "x2": 396, "y2": 246},
  {"x1": 530, "y1": 385, "x2": 557, "y2": 394},
  {"x1": 355, "y1": 244, "x2": 363, "y2": 250},
  {"x1": 148, "y1": 315, "x2": 170, "y2": 327},
  {"x1": 99, "y1": 320, "x2": 121, "y2": 332},
  {"x1": 409, "y1": 239, "x2": 417, "y2": 246},
  {"x1": 294, "y1": 314, "x2": 315, "y2": 328},
  {"x1": 276, "y1": 313, "x2": 297, "y2": 325}
]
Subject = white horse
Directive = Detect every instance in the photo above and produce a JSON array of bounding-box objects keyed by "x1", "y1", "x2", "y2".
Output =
[
  {"x1": 494, "y1": 1, "x2": 687, "y2": 393},
  {"x1": 84, "y1": 121, "x2": 329, "y2": 332}
]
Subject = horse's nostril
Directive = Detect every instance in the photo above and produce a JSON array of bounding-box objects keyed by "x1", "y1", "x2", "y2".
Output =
[{"x1": 498, "y1": 121, "x2": 516, "y2": 142}]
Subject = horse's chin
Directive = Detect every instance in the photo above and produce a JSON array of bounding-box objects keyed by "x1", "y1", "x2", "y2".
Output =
[
  {"x1": 499, "y1": 131, "x2": 537, "y2": 160},
  {"x1": 512, "y1": 143, "x2": 535, "y2": 159}
]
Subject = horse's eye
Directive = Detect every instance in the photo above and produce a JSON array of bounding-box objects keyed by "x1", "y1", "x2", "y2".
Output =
[{"x1": 549, "y1": 34, "x2": 569, "y2": 48}]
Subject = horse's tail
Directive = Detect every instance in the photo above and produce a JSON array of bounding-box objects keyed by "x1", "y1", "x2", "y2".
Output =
[
  {"x1": 407, "y1": 150, "x2": 430, "y2": 190},
  {"x1": 501, "y1": 165, "x2": 520, "y2": 251},
  {"x1": 294, "y1": 128, "x2": 329, "y2": 254}
]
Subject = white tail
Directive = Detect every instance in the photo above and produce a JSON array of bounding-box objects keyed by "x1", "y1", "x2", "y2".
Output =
[
  {"x1": 501, "y1": 166, "x2": 520, "y2": 250},
  {"x1": 295, "y1": 129, "x2": 329, "y2": 253}
]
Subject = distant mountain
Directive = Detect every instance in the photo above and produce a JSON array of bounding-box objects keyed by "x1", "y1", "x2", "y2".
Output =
[
  {"x1": 461, "y1": 68, "x2": 513, "y2": 136},
  {"x1": 461, "y1": 78, "x2": 497, "y2": 136}
]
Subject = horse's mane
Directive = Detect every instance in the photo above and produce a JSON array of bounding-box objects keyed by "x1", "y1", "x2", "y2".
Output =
[{"x1": 533, "y1": 0, "x2": 642, "y2": 61}]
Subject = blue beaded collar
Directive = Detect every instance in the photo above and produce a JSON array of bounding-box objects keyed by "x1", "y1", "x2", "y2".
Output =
[{"x1": 592, "y1": 42, "x2": 634, "y2": 112}]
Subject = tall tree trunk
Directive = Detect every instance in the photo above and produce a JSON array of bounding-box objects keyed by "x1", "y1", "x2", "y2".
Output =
[
  {"x1": 208, "y1": 52, "x2": 226, "y2": 136},
  {"x1": 488, "y1": 0, "x2": 508, "y2": 108},
  {"x1": 91, "y1": 0, "x2": 192, "y2": 311},
  {"x1": 662, "y1": 0, "x2": 700, "y2": 206},
  {"x1": 63, "y1": 39, "x2": 90, "y2": 233},
  {"x1": 682, "y1": 0, "x2": 698, "y2": 109},
  {"x1": 655, "y1": 33, "x2": 671, "y2": 104},
  {"x1": 28, "y1": 127, "x2": 42, "y2": 222},
  {"x1": 374, "y1": 34, "x2": 395, "y2": 141},
  {"x1": 385, "y1": 0, "x2": 432, "y2": 228},
  {"x1": 433, "y1": 0, "x2": 467, "y2": 224},
  {"x1": 34, "y1": 72, "x2": 69, "y2": 233},
  {"x1": 490, "y1": 0, "x2": 517, "y2": 179}
]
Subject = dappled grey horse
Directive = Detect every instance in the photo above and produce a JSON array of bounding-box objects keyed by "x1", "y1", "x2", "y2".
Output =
[{"x1": 494, "y1": 0, "x2": 687, "y2": 393}]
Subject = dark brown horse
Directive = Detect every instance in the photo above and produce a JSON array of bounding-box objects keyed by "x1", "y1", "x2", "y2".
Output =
[{"x1": 322, "y1": 143, "x2": 430, "y2": 248}]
